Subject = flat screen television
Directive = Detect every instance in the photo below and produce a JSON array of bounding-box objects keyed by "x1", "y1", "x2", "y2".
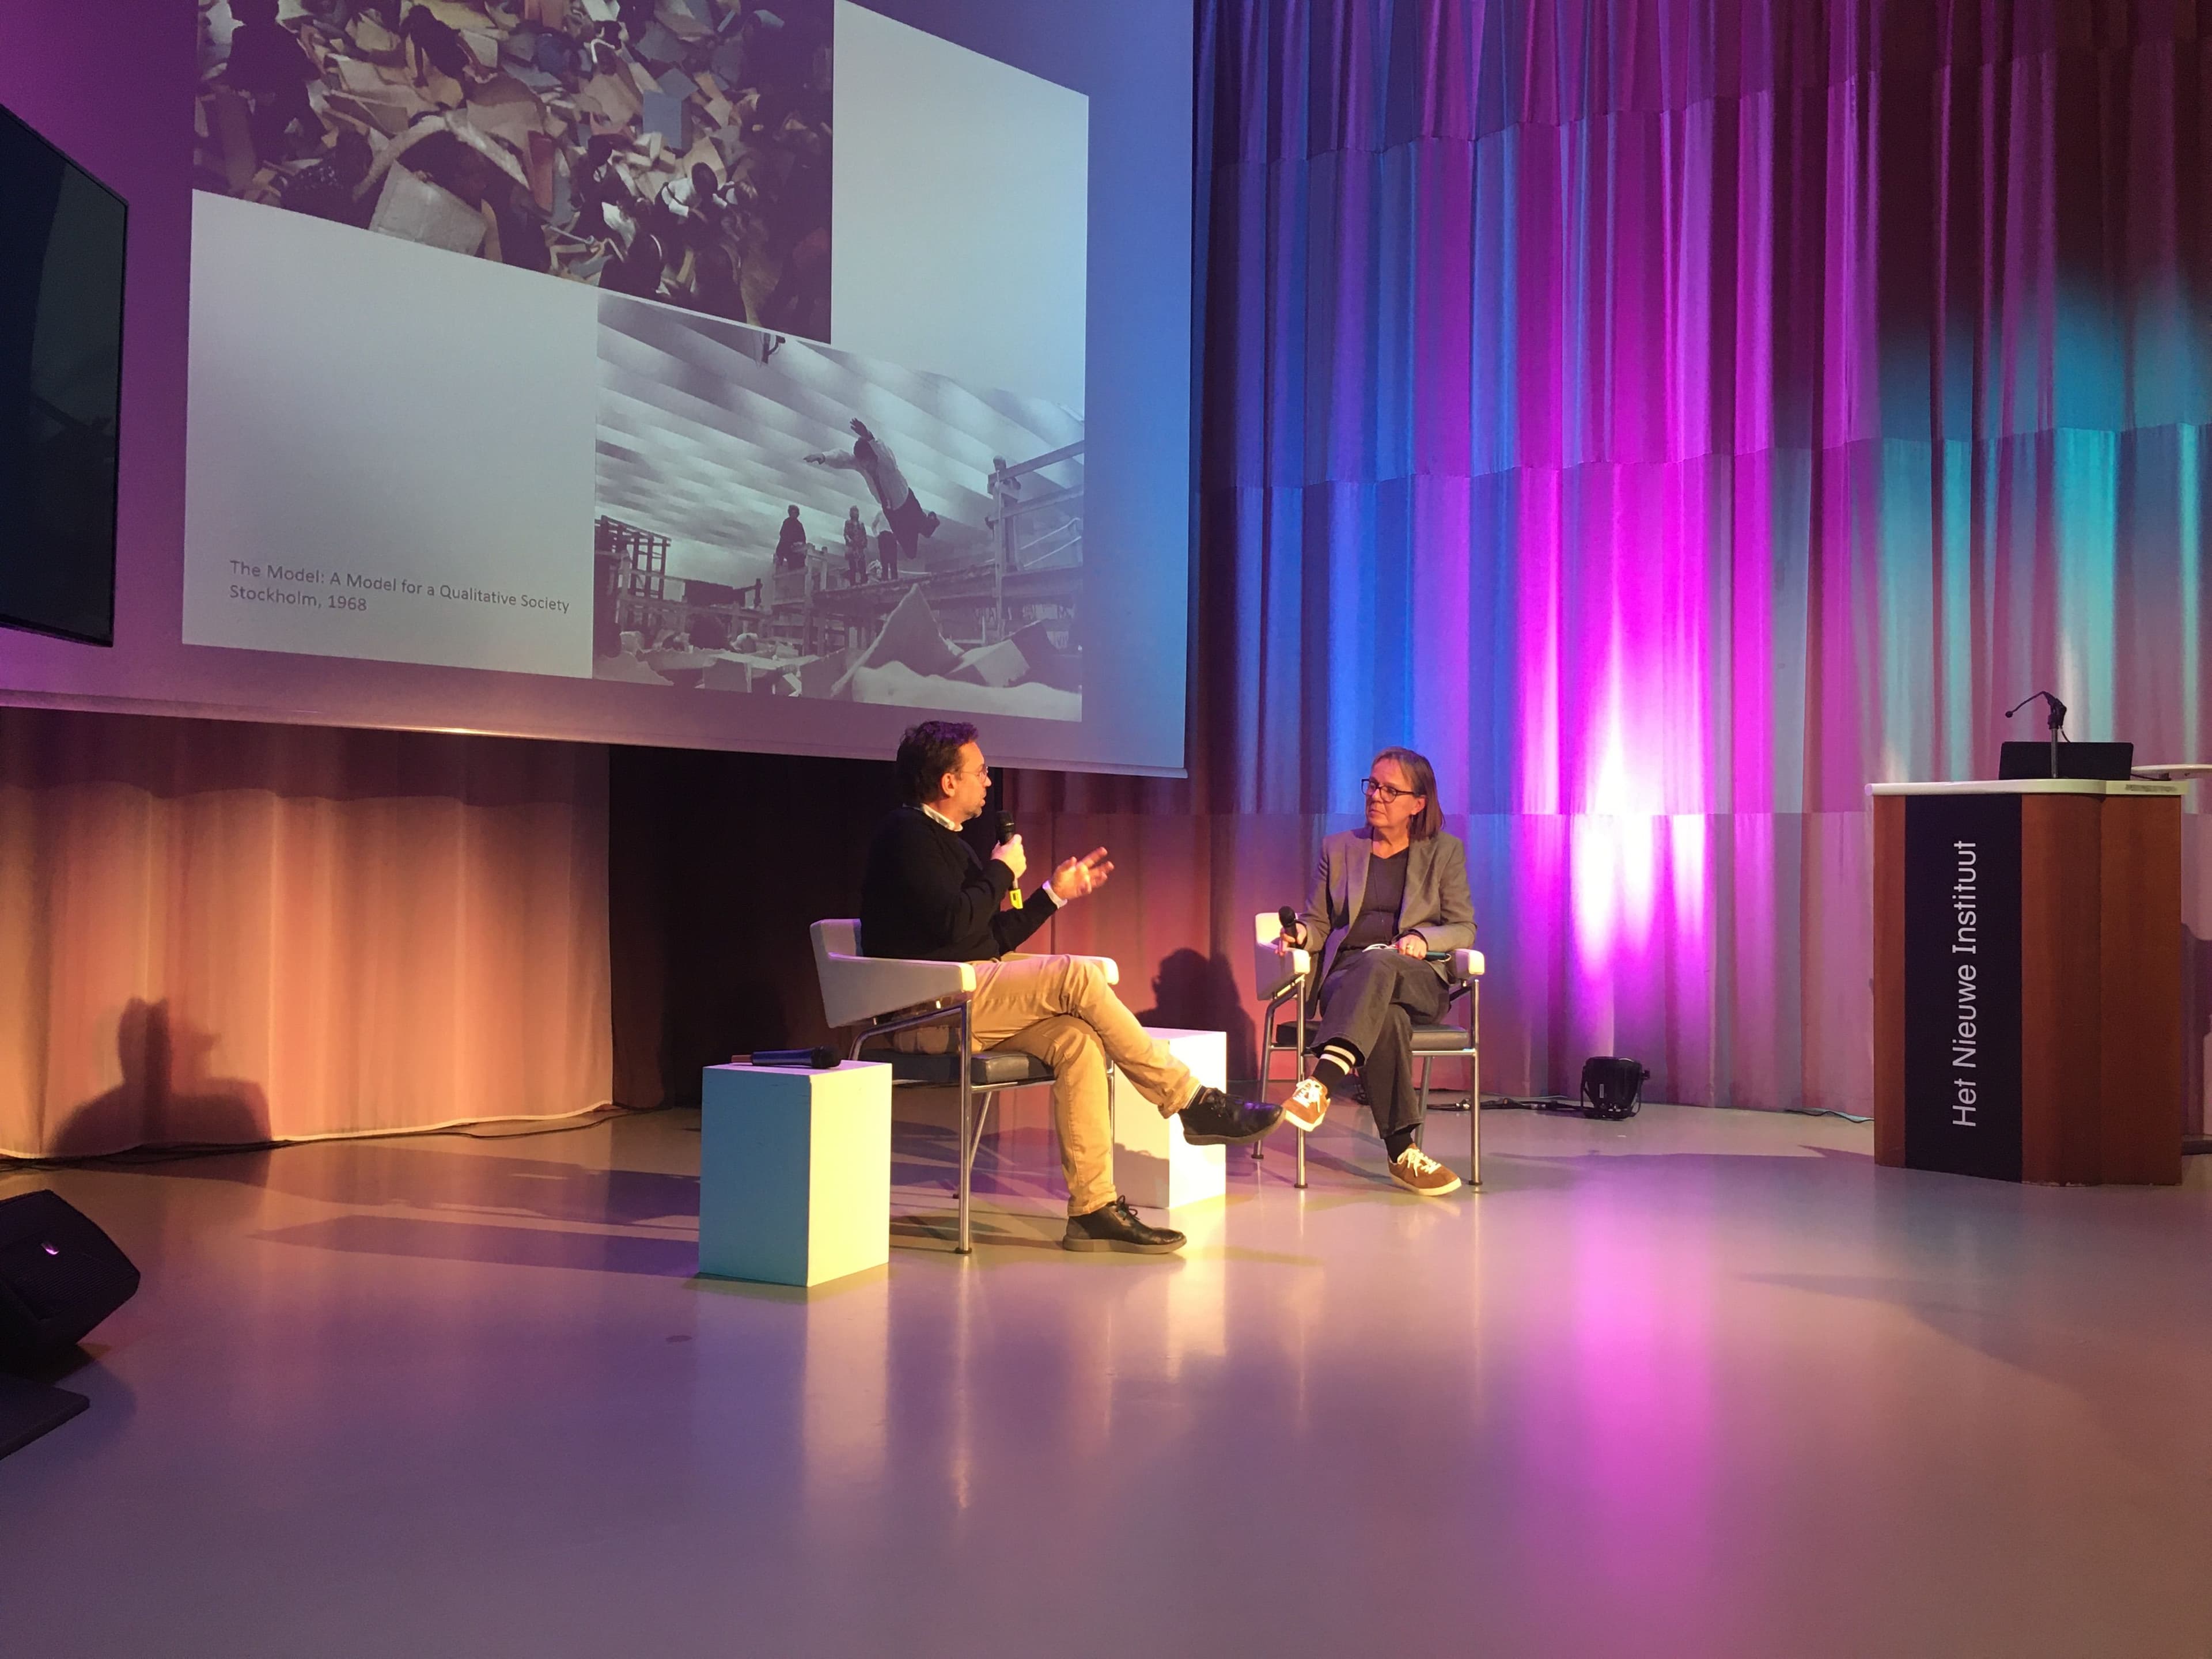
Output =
[{"x1": 0, "y1": 101, "x2": 125, "y2": 647}]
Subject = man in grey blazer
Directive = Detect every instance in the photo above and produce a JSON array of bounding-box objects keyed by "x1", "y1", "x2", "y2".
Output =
[{"x1": 1278, "y1": 747, "x2": 1475, "y2": 1194}]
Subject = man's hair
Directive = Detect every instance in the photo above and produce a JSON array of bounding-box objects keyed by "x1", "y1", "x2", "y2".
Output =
[
  {"x1": 896, "y1": 721, "x2": 979, "y2": 805},
  {"x1": 1373, "y1": 746, "x2": 1442, "y2": 840}
]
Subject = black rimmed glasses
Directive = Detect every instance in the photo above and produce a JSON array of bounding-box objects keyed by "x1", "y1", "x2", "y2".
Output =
[{"x1": 1362, "y1": 777, "x2": 1416, "y2": 803}]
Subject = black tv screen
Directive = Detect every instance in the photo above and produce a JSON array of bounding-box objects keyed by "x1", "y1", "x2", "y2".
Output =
[{"x1": 0, "y1": 101, "x2": 125, "y2": 647}]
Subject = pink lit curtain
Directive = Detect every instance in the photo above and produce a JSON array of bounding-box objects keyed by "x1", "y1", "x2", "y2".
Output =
[
  {"x1": 0, "y1": 709, "x2": 612, "y2": 1157},
  {"x1": 1014, "y1": 0, "x2": 2212, "y2": 1120}
]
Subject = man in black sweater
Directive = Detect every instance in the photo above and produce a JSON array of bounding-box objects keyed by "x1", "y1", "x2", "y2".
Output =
[{"x1": 861, "y1": 721, "x2": 1282, "y2": 1253}]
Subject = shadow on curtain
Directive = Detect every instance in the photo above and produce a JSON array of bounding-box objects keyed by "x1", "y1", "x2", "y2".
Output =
[{"x1": 0, "y1": 709, "x2": 612, "y2": 1157}]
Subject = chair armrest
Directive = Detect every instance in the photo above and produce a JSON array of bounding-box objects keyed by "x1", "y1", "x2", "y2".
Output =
[
  {"x1": 1251, "y1": 909, "x2": 1310, "y2": 998},
  {"x1": 1451, "y1": 949, "x2": 1484, "y2": 980},
  {"x1": 818, "y1": 953, "x2": 976, "y2": 1029},
  {"x1": 1255, "y1": 944, "x2": 1310, "y2": 999}
]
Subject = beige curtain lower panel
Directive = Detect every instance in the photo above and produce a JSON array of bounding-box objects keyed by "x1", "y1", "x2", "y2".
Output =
[{"x1": 0, "y1": 708, "x2": 612, "y2": 1158}]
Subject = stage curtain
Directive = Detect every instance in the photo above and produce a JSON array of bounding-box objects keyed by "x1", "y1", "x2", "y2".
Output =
[
  {"x1": 0, "y1": 709, "x2": 611, "y2": 1157},
  {"x1": 1012, "y1": 0, "x2": 2212, "y2": 1121}
]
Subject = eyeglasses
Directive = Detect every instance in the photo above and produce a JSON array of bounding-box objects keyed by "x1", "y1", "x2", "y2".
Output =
[{"x1": 1361, "y1": 777, "x2": 1418, "y2": 802}]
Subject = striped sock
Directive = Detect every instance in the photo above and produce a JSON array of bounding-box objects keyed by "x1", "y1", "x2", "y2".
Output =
[{"x1": 1311, "y1": 1041, "x2": 1359, "y2": 1096}]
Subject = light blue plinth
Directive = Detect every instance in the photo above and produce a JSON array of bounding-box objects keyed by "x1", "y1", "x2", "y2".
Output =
[{"x1": 699, "y1": 1061, "x2": 892, "y2": 1287}]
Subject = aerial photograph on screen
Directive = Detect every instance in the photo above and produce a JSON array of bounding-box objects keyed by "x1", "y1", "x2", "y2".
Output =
[
  {"x1": 191, "y1": 0, "x2": 832, "y2": 337},
  {"x1": 593, "y1": 295, "x2": 1084, "y2": 719}
]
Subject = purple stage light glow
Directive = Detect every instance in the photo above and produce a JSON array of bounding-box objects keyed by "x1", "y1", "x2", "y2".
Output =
[{"x1": 1175, "y1": 0, "x2": 2212, "y2": 1112}]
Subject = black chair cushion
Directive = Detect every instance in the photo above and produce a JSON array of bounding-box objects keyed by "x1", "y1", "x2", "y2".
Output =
[
  {"x1": 882, "y1": 1049, "x2": 1059, "y2": 1088},
  {"x1": 1272, "y1": 1022, "x2": 1472, "y2": 1054}
]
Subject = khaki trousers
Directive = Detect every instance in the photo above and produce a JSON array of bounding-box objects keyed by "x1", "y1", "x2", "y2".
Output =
[{"x1": 968, "y1": 955, "x2": 1198, "y2": 1217}]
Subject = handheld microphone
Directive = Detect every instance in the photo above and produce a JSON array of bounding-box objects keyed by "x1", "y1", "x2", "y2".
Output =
[
  {"x1": 999, "y1": 812, "x2": 1023, "y2": 909},
  {"x1": 1278, "y1": 904, "x2": 1298, "y2": 945},
  {"x1": 744, "y1": 1047, "x2": 840, "y2": 1069}
]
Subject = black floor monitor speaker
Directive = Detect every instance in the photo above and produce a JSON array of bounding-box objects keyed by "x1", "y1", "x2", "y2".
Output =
[
  {"x1": 0, "y1": 1372, "x2": 90, "y2": 1460},
  {"x1": 0, "y1": 1190, "x2": 141, "y2": 1372},
  {"x1": 1579, "y1": 1056, "x2": 1650, "y2": 1121}
]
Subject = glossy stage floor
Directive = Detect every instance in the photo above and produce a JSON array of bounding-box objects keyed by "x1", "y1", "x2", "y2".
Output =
[{"x1": 5, "y1": 1099, "x2": 2211, "y2": 1658}]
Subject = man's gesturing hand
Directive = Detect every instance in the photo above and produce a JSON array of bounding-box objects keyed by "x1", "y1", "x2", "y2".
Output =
[
  {"x1": 1048, "y1": 847, "x2": 1114, "y2": 903},
  {"x1": 993, "y1": 834, "x2": 1027, "y2": 881}
]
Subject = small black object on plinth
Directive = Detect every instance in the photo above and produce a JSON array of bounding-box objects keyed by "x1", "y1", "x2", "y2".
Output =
[{"x1": 737, "y1": 1047, "x2": 842, "y2": 1069}]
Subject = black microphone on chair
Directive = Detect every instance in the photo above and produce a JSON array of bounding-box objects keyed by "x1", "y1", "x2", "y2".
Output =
[{"x1": 745, "y1": 1047, "x2": 840, "y2": 1069}]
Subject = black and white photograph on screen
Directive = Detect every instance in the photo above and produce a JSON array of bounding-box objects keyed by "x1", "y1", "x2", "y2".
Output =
[
  {"x1": 191, "y1": 0, "x2": 832, "y2": 337},
  {"x1": 592, "y1": 295, "x2": 1084, "y2": 719}
]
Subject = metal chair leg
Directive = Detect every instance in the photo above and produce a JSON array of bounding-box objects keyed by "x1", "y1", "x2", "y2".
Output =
[
  {"x1": 1296, "y1": 1127, "x2": 1306, "y2": 1188},
  {"x1": 1468, "y1": 1047, "x2": 1481, "y2": 1190},
  {"x1": 1252, "y1": 1037, "x2": 1267, "y2": 1160},
  {"x1": 1415, "y1": 1055, "x2": 1433, "y2": 1149},
  {"x1": 957, "y1": 1003, "x2": 975, "y2": 1254}
]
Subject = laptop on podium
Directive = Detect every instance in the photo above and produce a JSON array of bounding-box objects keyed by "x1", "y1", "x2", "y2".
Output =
[{"x1": 1997, "y1": 740, "x2": 2134, "y2": 781}]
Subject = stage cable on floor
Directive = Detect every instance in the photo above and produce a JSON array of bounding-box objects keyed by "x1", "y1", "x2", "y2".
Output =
[
  {"x1": 0, "y1": 1100, "x2": 675, "y2": 1173},
  {"x1": 1478, "y1": 1095, "x2": 1873, "y2": 1124}
]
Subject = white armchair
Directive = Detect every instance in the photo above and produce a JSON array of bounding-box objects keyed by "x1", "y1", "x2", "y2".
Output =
[
  {"x1": 812, "y1": 919, "x2": 974, "y2": 1028},
  {"x1": 1250, "y1": 910, "x2": 1485, "y2": 1190},
  {"x1": 809, "y1": 921, "x2": 1120, "y2": 1252}
]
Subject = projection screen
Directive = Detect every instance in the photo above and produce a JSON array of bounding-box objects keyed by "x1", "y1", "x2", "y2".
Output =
[{"x1": 0, "y1": 0, "x2": 1194, "y2": 777}]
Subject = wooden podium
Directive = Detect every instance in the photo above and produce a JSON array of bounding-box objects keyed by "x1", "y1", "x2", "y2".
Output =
[{"x1": 1872, "y1": 779, "x2": 2185, "y2": 1185}]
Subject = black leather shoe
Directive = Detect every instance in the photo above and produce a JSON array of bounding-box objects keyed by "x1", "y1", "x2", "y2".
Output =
[
  {"x1": 1179, "y1": 1087, "x2": 1285, "y2": 1146},
  {"x1": 1062, "y1": 1197, "x2": 1185, "y2": 1253}
]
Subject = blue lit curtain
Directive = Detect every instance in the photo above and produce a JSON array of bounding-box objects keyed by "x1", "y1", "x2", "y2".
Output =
[{"x1": 1016, "y1": 0, "x2": 2212, "y2": 1119}]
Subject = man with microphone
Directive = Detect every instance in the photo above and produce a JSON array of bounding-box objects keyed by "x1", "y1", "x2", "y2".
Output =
[{"x1": 861, "y1": 721, "x2": 1284, "y2": 1253}]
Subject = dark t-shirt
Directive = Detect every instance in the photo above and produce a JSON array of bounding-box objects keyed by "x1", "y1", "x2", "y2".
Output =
[{"x1": 1338, "y1": 846, "x2": 1409, "y2": 956}]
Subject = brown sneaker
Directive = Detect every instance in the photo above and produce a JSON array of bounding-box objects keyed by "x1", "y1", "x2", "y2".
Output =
[
  {"x1": 1389, "y1": 1144, "x2": 1462, "y2": 1195},
  {"x1": 1281, "y1": 1077, "x2": 1330, "y2": 1134}
]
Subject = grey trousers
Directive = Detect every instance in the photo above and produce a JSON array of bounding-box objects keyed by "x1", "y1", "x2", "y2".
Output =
[{"x1": 1316, "y1": 949, "x2": 1452, "y2": 1141}]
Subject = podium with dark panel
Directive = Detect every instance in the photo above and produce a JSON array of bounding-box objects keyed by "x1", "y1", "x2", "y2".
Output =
[{"x1": 1871, "y1": 779, "x2": 2186, "y2": 1185}]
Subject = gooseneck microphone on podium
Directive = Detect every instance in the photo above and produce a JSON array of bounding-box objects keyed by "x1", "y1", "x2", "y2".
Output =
[
  {"x1": 2005, "y1": 690, "x2": 2069, "y2": 778},
  {"x1": 999, "y1": 812, "x2": 1022, "y2": 908}
]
